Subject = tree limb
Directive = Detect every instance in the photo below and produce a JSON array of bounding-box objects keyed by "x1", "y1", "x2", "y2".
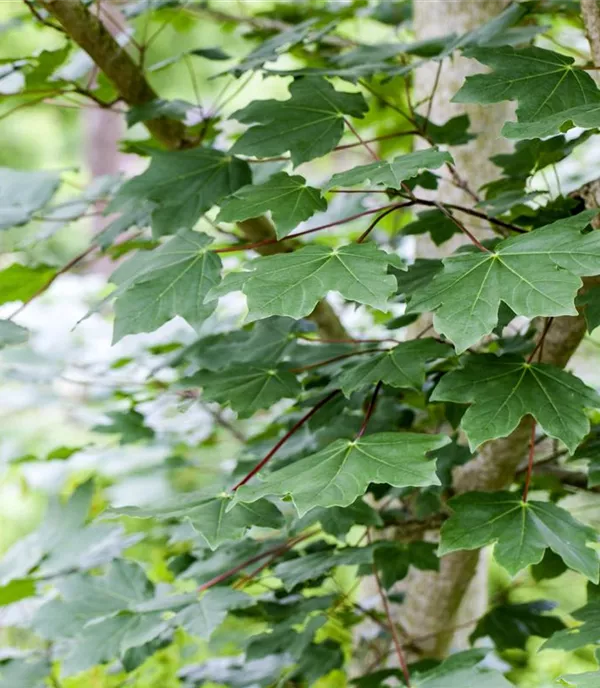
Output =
[{"x1": 36, "y1": 0, "x2": 347, "y2": 338}]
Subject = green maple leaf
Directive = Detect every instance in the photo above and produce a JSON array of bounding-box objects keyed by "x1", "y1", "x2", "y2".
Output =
[
  {"x1": 542, "y1": 599, "x2": 600, "y2": 652},
  {"x1": 93, "y1": 409, "x2": 154, "y2": 445},
  {"x1": 338, "y1": 338, "x2": 451, "y2": 395},
  {"x1": 453, "y1": 46, "x2": 600, "y2": 139},
  {"x1": 408, "y1": 211, "x2": 600, "y2": 352},
  {"x1": 324, "y1": 148, "x2": 453, "y2": 190},
  {"x1": 470, "y1": 601, "x2": 564, "y2": 651},
  {"x1": 439, "y1": 491, "x2": 599, "y2": 581},
  {"x1": 234, "y1": 432, "x2": 448, "y2": 516},
  {"x1": 112, "y1": 492, "x2": 283, "y2": 549},
  {"x1": 209, "y1": 243, "x2": 403, "y2": 322},
  {"x1": 402, "y1": 209, "x2": 461, "y2": 246},
  {"x1": 0, "y1": 168, "x2": 60, "y2": 230},
  {"x1": 111, "y1": 230, "x2": 221, "y2": 342},
  {"x1": 183, "y1": 364, "x2": 301, "y2": 417},
  {"x1": 577, "y1": 285, "x2": 600, "y2": 334},
  {"x1": 0, "y1": 320, "x2": 27, "y2": 348},
  {"x1": 230, "y1": 77, "x2": 368, "y2": 165},
  {"x1": 110, "y1": 147, "x2": 250, "y2": 235},
  {"x1": 217, "y1": 172, "x2": 327, "y2": 238},
  {"x1": 174, "y1": 588, "x2": 252, "y2": 639},
  {"x1": 431, "y1": 354, "x2": 600, "y2": 453}
]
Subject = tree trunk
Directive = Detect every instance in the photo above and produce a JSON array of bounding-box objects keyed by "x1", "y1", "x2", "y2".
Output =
[{"x1": 400, "y1": 0, "x2": 515, "y2": 659}]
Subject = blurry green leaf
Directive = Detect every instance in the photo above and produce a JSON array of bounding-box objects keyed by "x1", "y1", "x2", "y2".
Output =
[
  {"x1": 231, "y1": 77, "x2": 368, "y2": 165},
  {"x1": 218, "y1": 172, "x2": 326, "y2": 238},
  {"x1": 0, "y1": 658, "x2": 49, "y2": 688},
  {"x1": 126, "y1": 98, "x2": 196, "y2": 127},
  {"x1": 408, "y1": 212, "x2": 600, "y2": 352},
  {"x1": 410, "y1": 649, "x2": 513, "y2": 687},
  {"x1": 558, "y1": 672, "x2": 600, "y2": 687},
  {"x1": 0, "y1": 319, "x2": 28, "y2": 348},
  {"x1": 325, "y1": 149, "x2": 452, "y2": 190},
  {"x1": 0, "y1": 578, "x2": 35, "y2": 605},
  {"x1": 470, "y1": 600, "x2": 565, "y2": 650},
  {"x1": 440, "y1": 491, "x2": 599, "y2": 581},
  {"x1": 112, "y1": 492, "x2": 284, "y2": 549},
  {"x1": 175, "y1": 588, "x2": 252, "y2": 638},
  {"x1": 235, "y1": 432, "x2": 448, "y2": 516},
  {"x1": 402, "y1": 209, "x2": 461, "y2": 246},
  {"x1": 339, "y1": 338, "x2": 451, "y2": 395},
  {"x1": 432, "y1": 354, "x2": 600, "y2": 453},
  {"x1": 543, "y1": 599, "x2": 600, "y2": 652},
  {"x1": 0, "y1": 168, "x2": 60, "y2": 230},
  {"x1": 577, "y1": 285, "x2": 600, "y2": 333},
  {"x1": 111, "y1": 230, "x2": 221, "y2": 342},
  {"x1": 93, "y1": 409, "x2": 154, "y2": 444}
]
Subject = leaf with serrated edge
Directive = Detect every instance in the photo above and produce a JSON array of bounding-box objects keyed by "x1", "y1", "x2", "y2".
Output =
[
  {"x1": 111, "y1": 230, "x2": 221, "y2": 342},
  {"x1": 408, "y1": 212, "x2": 600, "y2": 352},
  {"x1": 439, "y1": 491, "x2": 599, "y2": 581},
  {"x1": 110, "y1": 493, "x2": 283, "y2": 549},
  {"x1": 432, "y1": 354, "x2": 600, "y2": 453},
  {"x1": 339, "y1": 338, "x2": 451, "y2": 396},
  {"x1": 231, "y1": 77, "x2": 367, "y2": 165},
  {"x1": 210, "y1": 243, "x2": 403, "y2": 322},
  {"x1": 324, "y1": 149, "x2": 453, "y2": 190},
  {"x1": 234, "y1": 432, "x2": 448, "y2": 517},
  {"x1": 218, "y1": 173, "x2": 327, "y2": 239},
  {"x1": 182, "y1": 364, "x2": 301, "y2": 417},
  {"x1": 454, "y1": 46, "x2": 600, "y2": 139}
]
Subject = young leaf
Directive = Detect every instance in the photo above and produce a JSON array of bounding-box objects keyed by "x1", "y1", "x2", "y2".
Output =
[
  {"x1": 112, "y1": 492, "x2": 284, "y2": 549},
  {"x1": 234, "y1": 432, "x2": 449, "y2": 516},
  {"x1": 408, "y1": 211, "x2": 600, "y2": 352},
  {"x1": 325, "y1": 148, "x2": 453, "y2": 190},
  {"x1": 439, "y1": 492, "x2": 599, "y2": 581},
  {"x1": 182, "y1": 364, "x2": 301, "y2": 417},
  {"x1": 338, "y1": 338, "x2": 451, "y2": 396},
  {"x1": 211, "y1": 243, "x2": 403, "y2": 322},
  {"x1": 217, "y1": 172, "x2": 327, "y2": 239},
  {"x1": 470, "y1": 600, "x2": 565, "y2": 650},
  {"x1": 454, "y1": 46, "x2": 600, "y2": 139},
  {"x1": 111, "y1": 230, "x2": 221, "y2": 342},
  {"x1": 0, "y1": 168, "x2": 60, "y2": 230},
  {"x1": 110, "y1": 148, "x2": 251, "y2": 235},
  {"x1": 230, "y1": 77, "x2": 368, "y2": 165},
  {"x1": 432, "y1": 354, "x2": 600, "y2": 453}
]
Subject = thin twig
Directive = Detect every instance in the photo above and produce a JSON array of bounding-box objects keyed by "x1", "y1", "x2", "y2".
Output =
[
  {"x1": 232, "y1": 390, "x2": 340, "y2": 491},
  {"x1": 290, "y1": 348, "x2": 384, "y2": 374},
  {"x1": 522, "y1": 418, "x2": 537, "y2": 503},
  {"x1": 367, "y1": 530, "x2": 411, "y2": 685},
  {"x1": 527, "y1": 318, "x2": 554, "y2": 363},
  {"x1": 357, "y1": 203, "x2": 413, "y2": 243},
  {"x1": 434, "y1": 202, "x2": 490, "y2": 253},
  {"x1": 356, "y1": 381, "x2": 383, "y2": 439}
]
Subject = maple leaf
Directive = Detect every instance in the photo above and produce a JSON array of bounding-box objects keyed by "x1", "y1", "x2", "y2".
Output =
[
  {"x1": 230, "y1": 77, "x2": 368, "y2": 165},
  {"x1": 439, "y1": 491, "x2": 599, "y2": 581},
  {"x1": 217, "y1": 172, "x2": 326, "y2": 238},
  {"x1": 432, "y1": 354, "x2": 600, "y2": 453},
  {"x1": 234, "y1": 432, "x2": 448, "y2": 516},
  {"x1": 408, "y1": 211, "x2": 600, "y2": 352}
]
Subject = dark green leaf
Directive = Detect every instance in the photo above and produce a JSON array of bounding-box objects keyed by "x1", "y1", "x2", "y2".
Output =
[
  {"x1": 235, "y1": 432, "x2": 448, "y2": 516},
  {"x1": 325, "y1": 149, "x2": 453, "y2": 190},
  {"x1": 470, "y1": 600, "x2": 565, "y2": 650},
  {"x1": 93, "y1": 409, "x2": 154, "y2": 444},
  {"x1": 439, "y1": 491, "x2": 599, "y2": 580},
  {"x1": 218, "y1": 172, "x2": 326, "y2": 238},
  {"x1": 339, "y1": 338, "x2": 451, "y2": 395},
  {"x1": 402, "y1": 209, "x2": 461, "y2": 246},
  {"x1": 431, "y1": 354, "x2": 600, "y2": 452},
  {"x1": 126, "y1": 98, "x2": 196, "y2": 127},
  {"x1": 111, "y1": 230, "x2": 221, "y2": 342},
  {"x1": 231, "y1": 77, "x2": 368, "y2": 165},
  {"x1": 408, "y1": 212, "x2": 600, "y2": 352}
]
